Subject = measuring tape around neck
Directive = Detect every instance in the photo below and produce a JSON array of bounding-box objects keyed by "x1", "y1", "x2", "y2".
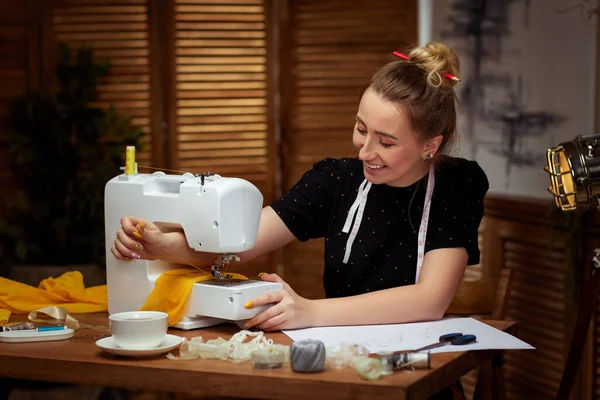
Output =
[
  {"x1": 415, "y1": 164, "x2": 435, "y2": 283},
  {"x1": 341, "y1": 179, "x2": 372, "y2": 264}
]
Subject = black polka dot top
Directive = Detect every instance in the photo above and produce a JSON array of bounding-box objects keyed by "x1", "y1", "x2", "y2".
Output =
[{"x1": 270, "y1": 157, "x2": 489, "y2": 299}]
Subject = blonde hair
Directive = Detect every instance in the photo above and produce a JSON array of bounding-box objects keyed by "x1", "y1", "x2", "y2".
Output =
[{"x1": 362, "y1": 42, "x2": 461, "y2": 155}]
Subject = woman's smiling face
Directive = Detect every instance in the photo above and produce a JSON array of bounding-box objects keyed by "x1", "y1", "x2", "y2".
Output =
[{"x1": 353, "y1": 88, "x2": 434, "y2": 187}]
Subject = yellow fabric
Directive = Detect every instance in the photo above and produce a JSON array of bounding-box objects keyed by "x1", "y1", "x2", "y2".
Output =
[
  {"x1": 0, "y1": 309, "x2": 10, "y2": 324},
  {"x1": 0, "y1": 268, "x2": 247, "y2": 327},
  {"x1": 0, "y1": 271, "x2": 108, "y2": 316},
  {"x1": 140, "y1": 268, "x2": 248, "y2": 326}
]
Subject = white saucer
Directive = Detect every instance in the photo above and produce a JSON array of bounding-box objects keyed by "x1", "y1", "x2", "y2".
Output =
[{"x1": 96, "y1": 334, "x2": 183, "y2": 358}]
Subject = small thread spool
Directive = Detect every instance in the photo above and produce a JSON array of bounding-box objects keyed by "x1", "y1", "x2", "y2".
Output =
[
  {"x1": 392, "y1": 352, "x2": 430, "y2": 370},
  {"x1": 252, "y1": 348, "x2": 285, "y2": 369},
  {"x1": 290, "y1": 339, "x2": 326, "y2": 373},
  {"x1": 125, "y1": 146, "x2": 136, "y2": 175},
  {"x1": 377, "y1": 351, "x2": 394, "y2": 375}
]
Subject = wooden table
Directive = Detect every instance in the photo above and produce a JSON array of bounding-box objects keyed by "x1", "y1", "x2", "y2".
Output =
[{"x1": 0, "y1": 313, "x2": 517, "y2": 400}]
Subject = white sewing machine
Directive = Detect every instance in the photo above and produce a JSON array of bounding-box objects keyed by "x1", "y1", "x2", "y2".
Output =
[{"x1": 104, "y1": 151, "x2": 283, "y2": 329}]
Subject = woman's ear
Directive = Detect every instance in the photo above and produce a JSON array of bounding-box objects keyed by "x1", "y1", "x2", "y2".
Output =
[{"x1": 422, "y1": 135, "x2": 443, "y2": 158}]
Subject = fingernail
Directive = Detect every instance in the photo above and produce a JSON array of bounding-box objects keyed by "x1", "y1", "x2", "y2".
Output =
[
  {"x1": 258, "y1": 272, "x2": 268, "y2": 277},
  {"x1": 123, "y1": 257, "x2": 132, "y2": 261},
  {"x1": 244, "y1": 322, "x2": 252, "y2": 329},
  {"x1": 134, "y1": 243, "x2": 144, "y2": 250},
  {"x1": 139, "y1": 222, "x2": 144, "y2": 229},
  {"x1": 244, "y1": 301, "x2": 253, "y2": 309},
  {"x1": 132, "y1": 231, "x2": 143, "y2": 240}
]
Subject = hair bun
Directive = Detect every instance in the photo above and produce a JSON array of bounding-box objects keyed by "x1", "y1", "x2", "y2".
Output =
[{"x1": 407, "y1": 42, "x2": 460, "y2": 88}]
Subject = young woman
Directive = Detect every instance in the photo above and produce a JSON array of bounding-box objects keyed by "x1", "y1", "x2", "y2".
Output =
[{"x1": 112, "y1": 41, "x2": 488, "y2": 333}]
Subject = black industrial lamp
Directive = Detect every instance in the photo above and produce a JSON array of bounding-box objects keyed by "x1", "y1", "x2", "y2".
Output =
[
  {"x1": 546, "y1": 134, "x2": 600, "y2": 210},
  {"x1": 544, "y1": 134, "x2": 600, "y2": 399}
]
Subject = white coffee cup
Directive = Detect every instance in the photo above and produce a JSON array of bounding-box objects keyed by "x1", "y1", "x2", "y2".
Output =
[{"x1": 109, "y1": 311, "x2": 168, "y2": 349}]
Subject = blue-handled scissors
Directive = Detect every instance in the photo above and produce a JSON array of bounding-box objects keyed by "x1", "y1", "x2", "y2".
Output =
[{"x1": 414, "y1": 332, "x2": 477, "y2": 352}]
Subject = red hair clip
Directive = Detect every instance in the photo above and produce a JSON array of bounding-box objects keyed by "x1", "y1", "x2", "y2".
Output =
[
  {"x1": 392, "y1": 51, "x2": 461, "y2": 82},
  {"x1": 443, "y1": 73, "x2": 461, "y2": 82},
  {"x1": 392, "y1": 51, "x2": 409, "y2": 60}
]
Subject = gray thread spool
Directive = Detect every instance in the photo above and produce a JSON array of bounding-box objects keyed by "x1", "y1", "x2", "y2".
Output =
[{"x1": 290, "y1": 339, "x2": 326, "y2": 373}]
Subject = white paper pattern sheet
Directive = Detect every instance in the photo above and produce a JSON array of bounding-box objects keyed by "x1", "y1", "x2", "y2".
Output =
[{"x1": 282, "y1": 318, "x2": 534, "y2": 354}]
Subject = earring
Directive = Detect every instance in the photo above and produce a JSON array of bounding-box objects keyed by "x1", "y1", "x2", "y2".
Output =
[{"x1": 423, "y1": 153, "x2": 433, "y2": 161}]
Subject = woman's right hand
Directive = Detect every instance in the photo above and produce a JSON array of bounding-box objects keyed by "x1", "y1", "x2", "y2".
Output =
[{"x1": 111, "y1": 217, "x2": 167, "y2": 261}]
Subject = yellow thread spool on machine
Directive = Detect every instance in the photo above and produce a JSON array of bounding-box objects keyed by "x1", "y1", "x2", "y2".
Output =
[{"x1": 125, "y1": 146, "x2": 137, "y2": 175}]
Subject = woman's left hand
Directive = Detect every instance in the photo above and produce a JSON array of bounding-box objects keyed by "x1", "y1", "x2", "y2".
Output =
[{"x1": 244, "y1": 273, "x2": 315, "y2": 331}]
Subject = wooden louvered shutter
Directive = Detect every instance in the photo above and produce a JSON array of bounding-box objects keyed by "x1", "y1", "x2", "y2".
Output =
[
  {"x1": 481, "y1": 205, "x2": 571, "y2": 400},
  {"x1": 278, "y1": 0, "x2": 418, "y2": 298},
  {"x1": 168, "y1": 0, "x2": 275, "y2": 202},
  {"x1": 52, "y1": 0, "x2": 153, "y2": 166}
]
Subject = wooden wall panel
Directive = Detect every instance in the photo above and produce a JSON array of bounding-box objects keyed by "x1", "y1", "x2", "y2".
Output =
[
  {"x1": 480, "y1": 196, "x2": 580, "y2": 400},
  {"x1": 169, "y1": 0, "x2": 274, "y2": 203},
  {"x1": 0, "y1": 0, "x2": 40, "y2": 186},
  {"x1": 52, "y1": 0, "x2": 153, "y2": 166}
]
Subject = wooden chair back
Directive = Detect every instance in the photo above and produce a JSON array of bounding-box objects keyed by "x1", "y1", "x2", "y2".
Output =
[{"x1": 446, "y1": 268, "x2": 513, "y2": 320}]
